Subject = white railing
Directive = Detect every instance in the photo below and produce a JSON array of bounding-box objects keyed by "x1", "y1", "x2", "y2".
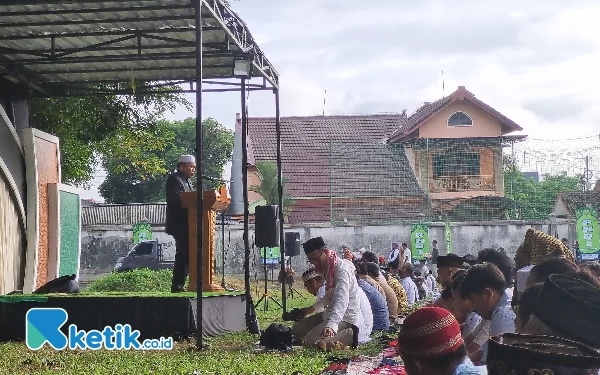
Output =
[{"x1": 430, "y1": 175, "x2": 495, "y2": 192}]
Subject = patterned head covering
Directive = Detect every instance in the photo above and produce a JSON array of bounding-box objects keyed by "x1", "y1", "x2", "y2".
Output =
[
  {"x1": 397, "y1": 307, "x2": 464, "y2": 358},
  {"x1": 301, "y1": 268, "x2": 323, "y2": 283},
  {"x1": 515, "y1": 229, "x2": 574, "y2": 270},
  {"x1": 532, "y1": 274, "x2": 600, "y2": 348},
  {"x1": 487, "y1": 333, "x2": 600, "y2": 375}
]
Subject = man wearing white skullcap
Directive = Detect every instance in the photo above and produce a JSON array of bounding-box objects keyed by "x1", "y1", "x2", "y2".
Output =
[{"x1": 166, "y1": 154, "x2": 196, "y2": 292}]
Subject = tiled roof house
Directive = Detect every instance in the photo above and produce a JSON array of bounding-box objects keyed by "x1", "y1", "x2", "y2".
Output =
[{"x1": 246, "y1": 86, "x2": 525, "y2": 224}]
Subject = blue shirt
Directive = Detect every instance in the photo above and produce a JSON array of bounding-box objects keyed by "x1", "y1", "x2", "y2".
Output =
[
  {"x1": 399, "y1": 276, "x2": 419, "y2": 306},
  {"x1": 358, "y1": 279, "x2": 389, "y2": 331},
  {"x1": 453, "y1": 358, "x2": 487, "y2": 375}
]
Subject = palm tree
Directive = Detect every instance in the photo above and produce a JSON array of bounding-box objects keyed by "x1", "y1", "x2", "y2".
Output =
[{"x1": 249, "y1": 161, "x2": 295, "y2": 217}]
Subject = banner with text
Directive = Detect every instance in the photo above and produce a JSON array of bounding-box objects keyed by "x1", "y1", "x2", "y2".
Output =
[
  {"x1": 576, "y1": 207, "x2": 600, "y2": 261},
  {"x1": 411, "y1": 223, "x2": 429, "y2": 261},
  {"x1": 445, "y1": 220, "x2": 452, "y2": 254},
  {"x1": 133, "y1": 222, "x2": 152, "y2": 244},
  {"x1": 260, "y1": 247, "x2": 281, "y2": 265}
]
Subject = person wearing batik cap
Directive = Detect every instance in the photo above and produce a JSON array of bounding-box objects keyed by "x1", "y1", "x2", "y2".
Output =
[
  {"x1": 437, "y1": 254, "x2": 466, "y2": 289},
  {"x1": 287, "y1": 237, "x2": 361, "y2": 349},
  {"x1": 524, "y1": 273, "x2": 600, "y2": 349},
  {"x1": 396, "y1": 307, "x2": 482, "y2": 375},
  {"x1": 486, "y1": 333, "x2": 600, "y2": 375},
  {"x1": 166, "y1": 154, "x2": 196, "y2": 293}
]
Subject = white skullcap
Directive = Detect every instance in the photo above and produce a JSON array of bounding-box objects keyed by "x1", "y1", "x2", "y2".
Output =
[{"x1": 178, "y1": 155, "x2": 196, "y2": 163}]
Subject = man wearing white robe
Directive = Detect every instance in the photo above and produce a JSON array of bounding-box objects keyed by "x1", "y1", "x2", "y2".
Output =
[
  {"x1": 290, "y1": 237, "x2": 362, "y2": 348},
  {"x1": 318, "y1": 282, "x2": 373, "y2": 344}
]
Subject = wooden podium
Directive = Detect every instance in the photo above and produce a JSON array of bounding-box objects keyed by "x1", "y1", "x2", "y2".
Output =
[{"x1": 181, "y1": 185, "x2": 230, "y2": 292}]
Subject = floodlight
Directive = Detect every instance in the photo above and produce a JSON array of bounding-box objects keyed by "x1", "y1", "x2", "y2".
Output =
[{"x1": 233, "y1": 55, "x2": 253, "y2": 77}]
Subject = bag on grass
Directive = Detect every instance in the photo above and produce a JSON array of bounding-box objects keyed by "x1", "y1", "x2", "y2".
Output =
[{"x1": 259, "y1": 323, "x2": 294, "y2": 350}]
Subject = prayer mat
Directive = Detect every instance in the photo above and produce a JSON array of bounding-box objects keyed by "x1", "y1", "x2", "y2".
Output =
[{"x1": 320, "y1": 352, "x2": 405, "y2": 375}]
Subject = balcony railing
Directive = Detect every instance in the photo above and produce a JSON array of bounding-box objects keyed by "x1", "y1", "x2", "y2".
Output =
[{"x1": 430, "y1": 175, "x2": 495, "y2": 193}]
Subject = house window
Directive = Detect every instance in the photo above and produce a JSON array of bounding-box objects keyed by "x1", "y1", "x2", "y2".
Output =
[
  {"x1": 447, "y1": 112, "x2": 473, "y2": 127},
  {"x1": 433, "y1": 151, "x2": 480, "y2": 177}
]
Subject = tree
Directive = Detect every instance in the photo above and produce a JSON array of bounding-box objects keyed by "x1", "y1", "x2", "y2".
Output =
[
  {"x1": 249, "y1": 161, "x2": 295, "y2": 216},
  {"x1": 503, "y1": 155, "x2": 583, "y2": 219},
  {"x1": 99, "y1": 117, "x2": 233, "y2": 203},
  {"x1": 30, "y1": 84, "x2": 190, "y2": 188}
]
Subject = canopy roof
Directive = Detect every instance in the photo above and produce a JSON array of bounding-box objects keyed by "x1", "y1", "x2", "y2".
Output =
[{"x1": 0, "y1": 0, "x2": 279, "y2": 96}]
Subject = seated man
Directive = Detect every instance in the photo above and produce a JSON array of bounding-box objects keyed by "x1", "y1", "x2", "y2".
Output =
[
  {"x1": 310, "y1": 269, "x2": 374, "y2": 345},
  {"x1": 355, "y1": 263, "x2": 390, "y2": 331},
  {"x1": 417, "y1": 258, "x2": 429, "y2": 279},
  {"x1": 425, "y1": 270, "x2": 437, "y2": 293},
  {"x1": 460, "y1": 263, "x2": 515, "y2": 363},
  {"x1": 365, "y1": 262, "x2": 398, "y2": 324},
  {"x1": 451, "y1": 269, "x2": 489, "y2": 356},
  {"x1": 396, "y1": 307, "x2": 482, "y2": 375},
  {"x1": 382, "y1": 266, "x2": 410, "y2": 316},
  {"x1": 287, "y1": 237, "x2": 361, "y2": 349},
  {"x1": 437, "y1": 254, "x2": 465, "y2": 289},
  {"x1": 431, "y1": 254, "x2": 465, "y2": 308},
  {"x1": 398, "y1": 262, "x2": 419, "y2": 307}
]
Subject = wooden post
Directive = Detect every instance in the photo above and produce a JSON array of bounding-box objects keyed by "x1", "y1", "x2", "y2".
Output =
[{"x1": 181, "y1": 185, "x2": 230, "y2": 292}]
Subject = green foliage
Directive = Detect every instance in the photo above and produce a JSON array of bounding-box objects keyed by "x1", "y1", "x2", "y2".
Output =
[
  {"x1": 30, "y1": 84, "x2": 190, "y2": 188},
  {"x1": 99, "y1": 117, "x2": 233, "y2": 203},
  {"x1": 84, "y1": 269, "x2": 183, "y2": 293},
  {"x1": 0, "y1": 275, "x2": 392, "y2": 374},
  {"x1": 0, "y1": 293, "x2": 387, "y2": 375},
  {"x1": 504, "y1": 156, "x2": 583, "y2": 219},
  {"x1": 249, "y1": 161, "x2": 295, "y2": 216}
]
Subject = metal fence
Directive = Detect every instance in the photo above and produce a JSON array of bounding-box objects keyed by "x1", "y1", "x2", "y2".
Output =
[{"x1": 326, "y1": 135, "x2": 600, "y2": 225}]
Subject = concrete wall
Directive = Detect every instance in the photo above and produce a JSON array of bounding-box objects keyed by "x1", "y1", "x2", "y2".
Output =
[{"x1": 81, "y1": 219, "x2": 577, "y2": 282}]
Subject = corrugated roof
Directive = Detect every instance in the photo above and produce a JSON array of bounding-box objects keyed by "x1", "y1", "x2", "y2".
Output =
[
  {"x1": 0, "y1": 0, "x2": 278, "y2": 94},
  {"x1": 248, "y1": 114, "x2": 406, "y2": 199},
  {"x1": 82, "y1": 203, "x2": 166, "y2": 226}
]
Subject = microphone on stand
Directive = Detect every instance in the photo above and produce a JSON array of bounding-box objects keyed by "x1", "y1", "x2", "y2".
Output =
[{"x1": 201, "y1": 175, "x2": 231, "y2": 183}]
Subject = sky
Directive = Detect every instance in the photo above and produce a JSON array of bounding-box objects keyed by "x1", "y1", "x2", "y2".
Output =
[{"x1": 80, "y1": 0, "x2": 600, "y2": 201}]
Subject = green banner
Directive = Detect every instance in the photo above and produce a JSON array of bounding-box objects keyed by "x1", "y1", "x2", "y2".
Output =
[
  {"x1": 133, "y1": 222, "x2": 152, "y2": 244},
  {"x1": 576, "y1": 207, "x2": 600, "y2": 259},
  {"x1": 445, "y1": 220, "x2": 452, "y2": 254},
  {"x1": 260, "y1": 247, "x2": 281, "y2": 265},
  {"x1": 58, "y1": 190, "x2": 81, "y2": 277},
  {"x1": 411, "y1": 223, "x2": 429, "y2": 261}
]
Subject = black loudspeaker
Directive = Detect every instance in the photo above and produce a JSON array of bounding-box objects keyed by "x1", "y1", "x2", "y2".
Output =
[
  {"x1": 285, "y1": 232, "x2": 301, "y2": 257},
  {"x1": 255, "y1": 205, "x2": 280, "y2": 248}
]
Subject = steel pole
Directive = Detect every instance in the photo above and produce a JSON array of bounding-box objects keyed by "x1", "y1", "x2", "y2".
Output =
[
  {"x1": 274, "y1": 88, "x2": 287, "y2": 312},
  {"x1": 241, "y1": 77, "x2": 252, "y2": 329},
  {"x1": 194, "y1": 0, "x2": 204, "y2": 350}
]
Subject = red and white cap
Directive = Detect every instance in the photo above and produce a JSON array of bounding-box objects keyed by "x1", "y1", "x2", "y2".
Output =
[{"x1": 397, "y1": 307, "x2": 464, "y2": 358}]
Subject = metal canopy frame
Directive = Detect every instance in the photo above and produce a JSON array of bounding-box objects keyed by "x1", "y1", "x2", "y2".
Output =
[
  {"x1": 0, "y1": 0, "x2": 278, "y2": 95},
  {"x1": 0, "y1": 0, "x2": 287, "y2": 350}
]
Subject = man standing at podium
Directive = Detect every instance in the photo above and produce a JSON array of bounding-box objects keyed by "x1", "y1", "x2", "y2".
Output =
[{"x1": 166, "y1": 154, "x2": 196, "y2": 292}]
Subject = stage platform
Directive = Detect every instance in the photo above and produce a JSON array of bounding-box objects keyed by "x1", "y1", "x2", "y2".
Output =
[{"x1": 0, "y1": 291, "x2": 247, "y2": 342}]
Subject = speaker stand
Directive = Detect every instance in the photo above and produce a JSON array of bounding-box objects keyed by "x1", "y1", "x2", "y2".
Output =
[
  {"x1": 254, "y1": 249, "x2": 283, "y2": 312},
  {"x1": 287, "y1": 285, "x2": 305, "y2": 299},
  {"x1": 284, "y1": 256, "x2": 306, "y2": 300}
]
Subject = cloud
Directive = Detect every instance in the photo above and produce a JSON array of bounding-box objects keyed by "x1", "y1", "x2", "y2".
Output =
[{"x1": 83, "y1": 0, "x2": 600, "y2": 199}]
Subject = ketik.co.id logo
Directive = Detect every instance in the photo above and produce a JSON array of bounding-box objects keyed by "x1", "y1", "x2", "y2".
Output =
[{"x1": 26, "y1": 308, "x2": 173, "y2": 350}]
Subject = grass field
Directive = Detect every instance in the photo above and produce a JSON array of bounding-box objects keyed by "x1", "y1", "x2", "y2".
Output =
[{"x1": 0, "y1": 275, "x2": 392, "y2": 375}]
